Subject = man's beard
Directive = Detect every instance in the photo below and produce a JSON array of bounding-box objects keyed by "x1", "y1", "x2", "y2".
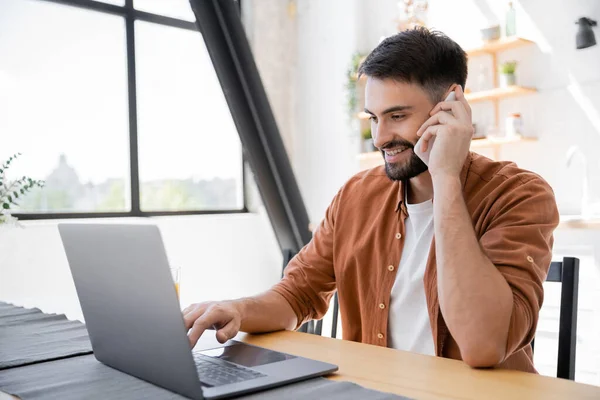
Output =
[{"x1": 381, "y1": 139, "x2": 429, "y2": 181}]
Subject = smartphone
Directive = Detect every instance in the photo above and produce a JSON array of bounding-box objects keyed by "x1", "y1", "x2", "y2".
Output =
[{"x1": 414, "y1": 91, "x2": 457, "y2": 166}]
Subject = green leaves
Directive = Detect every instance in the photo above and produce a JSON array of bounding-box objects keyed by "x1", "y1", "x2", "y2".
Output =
[
  {"x1": 0, "y1": 153, "x2": 44, "y2": 212},
  {"x1": 1, "y1": 153, "x2": 22, "y2": 171},
  {"x1": 500, "y1": 60, "x2": 517, "y2": 74},
  {"x1": 345, "y1": 52, "x2": 366, "y2": 122}
]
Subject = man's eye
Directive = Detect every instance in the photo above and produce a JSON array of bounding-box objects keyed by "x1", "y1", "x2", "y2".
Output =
[
  {"x1": 391, "y1": 114, "x2": 404, "y2": 121},
  {"x1": 369, "y1": 116, "x2": 378, "y2": 123}
]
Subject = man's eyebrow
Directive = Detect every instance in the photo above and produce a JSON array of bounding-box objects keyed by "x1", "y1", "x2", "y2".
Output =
[{"x1": 363, "y1": 105, "x2": 413, "y2": 116}]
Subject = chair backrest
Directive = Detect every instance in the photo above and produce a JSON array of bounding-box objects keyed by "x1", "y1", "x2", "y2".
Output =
[
  {"x1": 545, "y1": 257, "x2": 580, "y2": 380},
  {"x1": 314, "y1": 293, "x2": 339, "y2": 338}
]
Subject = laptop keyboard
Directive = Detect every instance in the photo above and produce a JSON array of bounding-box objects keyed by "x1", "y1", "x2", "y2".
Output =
[{"x1": 193, "y1": 353, "x2": 267, "y2": 387}]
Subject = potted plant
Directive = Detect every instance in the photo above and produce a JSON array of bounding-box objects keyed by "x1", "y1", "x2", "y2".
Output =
[
  {"x1": 0, "y1": 153, "x2": 45, "y2": 227},
  {"x1": 361, "y1": 128, "x2": 376, "y2": 153},
  {"x1": 345, "y1": 52, "x2": 366, "y2": 122},
  {"x1": 499, "y1": 61, "x2": 517, "y2": 87}
]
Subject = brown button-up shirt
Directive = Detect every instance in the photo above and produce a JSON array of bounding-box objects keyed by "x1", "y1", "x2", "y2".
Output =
[{"x1": 271, "y1": 152, "x2": 559, "y2": 373}]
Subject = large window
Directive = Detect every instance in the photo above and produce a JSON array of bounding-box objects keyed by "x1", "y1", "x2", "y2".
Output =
[
  {"x1": 133, "y1": 0, "x2": 195, "y2": 21},
  {"x1": 135, "y1": 21, "x2": 243, "y2": 212},
  {"x1": 0, "y1": 0, "x2": 245, "y2": 218}
]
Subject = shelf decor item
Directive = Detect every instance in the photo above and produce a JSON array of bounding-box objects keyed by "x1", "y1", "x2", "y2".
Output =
[
  {"x1": 499, "y1": 60, "x2": 517, "y2": 87},
  {"x1": 480, "y1": 24, "x2": 501, "y2": 42},
  {"x1": 505, "y1": 112, "x2": 523, "y2": 138},
  {"x1": 361, "y1": 128, "x2": 376, "y2": 153},
  {"x1": 505, "y1": 2, "x2": 517, "y2": 37}
]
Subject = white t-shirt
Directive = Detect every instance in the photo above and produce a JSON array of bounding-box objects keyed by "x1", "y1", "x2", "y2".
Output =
[{"x1": 387, "y1": 199, "x2": 436, "y2": 356}]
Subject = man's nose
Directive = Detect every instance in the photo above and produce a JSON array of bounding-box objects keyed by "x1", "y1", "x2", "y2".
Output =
[{"x1": 372, "y1": 121, "x2": 393, "y2": 149}]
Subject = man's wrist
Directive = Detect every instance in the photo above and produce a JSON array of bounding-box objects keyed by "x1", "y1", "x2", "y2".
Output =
[{"x1": 431, "y1": 172, "x2": 462, "y2": 192}]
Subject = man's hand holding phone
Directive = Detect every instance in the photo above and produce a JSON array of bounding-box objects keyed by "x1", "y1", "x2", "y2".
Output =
[{"x1": 415, "y1": 85, "x2": 474, "y2": 180}]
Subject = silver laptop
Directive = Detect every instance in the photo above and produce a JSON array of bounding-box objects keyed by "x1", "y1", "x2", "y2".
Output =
[{"x1": 58, "y1": 223, "x2": 337, "y2": 400}]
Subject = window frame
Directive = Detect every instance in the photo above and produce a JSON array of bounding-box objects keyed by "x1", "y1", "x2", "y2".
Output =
[{"x1": 13, "y1": 0, "x2": 247, "y2": 220}]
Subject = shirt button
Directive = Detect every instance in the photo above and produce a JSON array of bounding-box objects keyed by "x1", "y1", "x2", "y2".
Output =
[
  {"x1": 377, "y1": 333, "x2": 384, "y2": 339},
  {"x1": 379, "y1": 303, "x2": 385, "y2": 309},
  {"x1": 527, "y1": 256, "x2": 534, "y2": 263},
  {"x1": 395, "y1": 233, "x2": 402, "y2": 239},
  {"x1": 387, "y1": 265, "x2": 395, "y2": 272}
]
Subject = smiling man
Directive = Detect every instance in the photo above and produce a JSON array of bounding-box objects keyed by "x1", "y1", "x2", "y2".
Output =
[{"x1": 183, "y1": 28, "x2": 560, "y2": 372}]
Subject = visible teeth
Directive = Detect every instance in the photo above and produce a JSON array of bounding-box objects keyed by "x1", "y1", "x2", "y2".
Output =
[{"x1": 385, "y1": 148, "x2": 405, "y2": 156}]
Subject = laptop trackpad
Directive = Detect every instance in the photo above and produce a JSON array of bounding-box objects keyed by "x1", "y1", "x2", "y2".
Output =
[{"x1": 199, "y1": 342, "x2": 296, "y2": 367}]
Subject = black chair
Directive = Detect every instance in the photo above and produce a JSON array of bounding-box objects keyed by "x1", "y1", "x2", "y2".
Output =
[
  {"x1": 532, "y1": 257, "x2": 580, "y2": 380},
  {"x1": 314, "y1": 293, "x2": 339, "y2": 338}
]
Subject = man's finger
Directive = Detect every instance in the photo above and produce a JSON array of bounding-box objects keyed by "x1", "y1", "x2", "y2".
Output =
[
  {"x1": 187, "y1": 309, "x2": 221, "y2": 348},
  {"x1": 418, "y1": 126, "x2": 440, "y2": 152},
  {"x1": 183, "y1": 306, "x2": 207, "y2": 330},
  {"x1": 429, "y1": 101, "x2": 467, "y2": 122},
  {"x1": 454, "y1": 85, "x2": 472, "y2": 119},
  {"x1": 417, "y1": 111, "x2": 453, "y2": 137},
  {"x1": 215, "y1": 319, "x2": 240, "y2": 344}
]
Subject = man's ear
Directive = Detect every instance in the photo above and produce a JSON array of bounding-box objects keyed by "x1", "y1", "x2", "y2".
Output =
[{"x1": 443, "y1": 83, "x2": 459, "y2": 100}]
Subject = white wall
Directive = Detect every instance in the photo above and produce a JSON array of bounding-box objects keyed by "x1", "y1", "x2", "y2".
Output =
[
  {"x1": 0, "y1": 213, "x2": 281, "y2": 322},
  {"x1": 242, "y1": 0, "x2": 298, "y2": 159},
  {"x1": 290, "y1": 0, "x2": 362, "y2": 222}
]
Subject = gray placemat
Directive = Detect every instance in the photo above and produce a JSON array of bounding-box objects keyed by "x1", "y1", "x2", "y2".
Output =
[
  {"x1": 0, "y1": 354, "x2": 406, "y2": 399},
  {"x1": 0, "y1": 302, "x2": 93, "y2": 369},
  {"x1": 0, "y1": 302, "x2": 408, "y2": 399}
]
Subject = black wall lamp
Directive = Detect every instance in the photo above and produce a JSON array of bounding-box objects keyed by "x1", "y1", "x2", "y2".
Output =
[{"x1": 576, "y1": 17, "x2": 597, "y2": 49}]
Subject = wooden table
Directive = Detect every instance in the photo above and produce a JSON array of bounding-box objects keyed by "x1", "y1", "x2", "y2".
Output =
[
  {"x1": 240, "y1": 331, "x2": 600, "y2": 400},
  {"x1": 2, "y1": 330, "x2": 600, "y2": 399}
]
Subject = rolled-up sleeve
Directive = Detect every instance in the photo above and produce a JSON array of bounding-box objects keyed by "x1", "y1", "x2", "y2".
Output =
[
  {"x1": 270, "y1": 192, "x2": 339, "y2": 329},
  {"x1": 478, "y1": 175, "x2": 559, "y2": 360}
]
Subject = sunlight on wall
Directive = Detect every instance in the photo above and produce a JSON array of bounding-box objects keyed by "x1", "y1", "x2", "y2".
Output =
[
  {"x1": 511, "y1": 2, "x2": 552, "y2": 53},
  {"x1": 567, "y1": 73, "x2": 600, "y2": 136}
]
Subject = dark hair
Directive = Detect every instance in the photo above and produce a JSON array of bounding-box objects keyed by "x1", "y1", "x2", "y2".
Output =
[{"x1": 358, "y1": 27, "x2": 468, "y2": 103}]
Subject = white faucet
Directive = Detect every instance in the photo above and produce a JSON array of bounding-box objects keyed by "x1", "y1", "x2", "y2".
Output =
[{"x1": 565, "y1": 146, "x2": 590, "y2": 217}]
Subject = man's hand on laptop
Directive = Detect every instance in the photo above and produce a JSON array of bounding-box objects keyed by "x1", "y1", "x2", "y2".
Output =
[{"x1": 184, "y1": 301, "x2": 242, "y2": 347}]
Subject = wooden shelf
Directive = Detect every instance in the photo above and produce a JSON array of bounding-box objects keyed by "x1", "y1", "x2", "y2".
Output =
[
  {"x1": 465, "y1": 86, "x2": 537, "y2": 103},
  {"x1": 470, "y1": 135, "x2": 537, "y2": 148},
  {"x1": 466, "y1": 37, "x2": 535, "y2": 57},
  {"x1": 357, "y1": 136, "x2": 537, "y2": 170}
]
